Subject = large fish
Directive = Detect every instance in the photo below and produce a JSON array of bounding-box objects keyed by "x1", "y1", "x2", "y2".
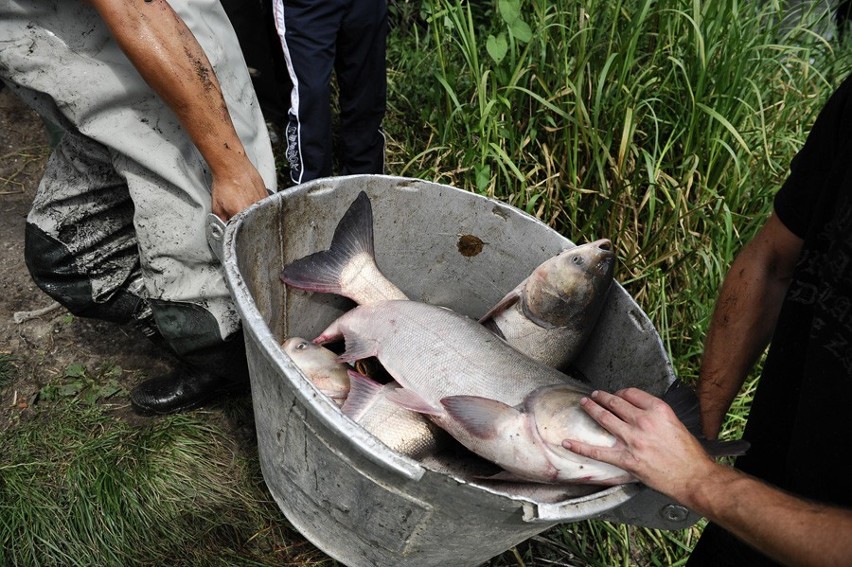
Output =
[
  {"x1": 313, "y1": 299, "x2": 632, "y2": 484},
  {"x1": 314, "y1": 300, "x2": 749, "y2": 485},
  {"x1": 479, "y1": 239, "x2": 614, "y2": 370},
  {"x1": 439, "y1": 380, "x2": 749, "y2": 485},
  {"x1": 281, "y1": 191, "x2": 613, "y2": 368},
  {"x1": 281, "y1": 337, "x2": 448, "y2": 459}
]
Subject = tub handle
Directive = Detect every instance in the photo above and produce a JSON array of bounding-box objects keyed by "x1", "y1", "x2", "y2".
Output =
[{"x1": 206, "y1": 213, "x2": 227, "y2": 263}]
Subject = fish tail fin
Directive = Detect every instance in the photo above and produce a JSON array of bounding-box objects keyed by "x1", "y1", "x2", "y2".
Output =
[
  {"x1": 664, "y1": 379, "x2": 750, "y2": 458},
  {"x1": 279, "y1": 191, "x2": 377, "y2": 300}
]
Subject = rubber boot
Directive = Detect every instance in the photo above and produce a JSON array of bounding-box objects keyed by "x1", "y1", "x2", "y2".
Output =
[{"x1": 129, "y1": 331, "x2": 251, "y2": 414}]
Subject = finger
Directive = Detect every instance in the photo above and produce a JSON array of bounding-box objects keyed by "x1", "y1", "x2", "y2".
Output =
[
  {"x1": 578, "y1": 395, "x2": 633, "y2": 439},
  {"x1": 562, "y1": 438, "x2": 622, "y2": 467},
  {"x1": 614, "y1": 387, "x2": 660, "y2": 410},
  {"x1": 588, "y1": 390, "x2": 643, "y2": 424}
]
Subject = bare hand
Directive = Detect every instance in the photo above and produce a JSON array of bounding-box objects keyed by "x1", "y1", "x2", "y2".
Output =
[
  {"x1": 210, "y1": 167, "x2": 269, "y2": 221},
  {"x1": 562, "y1": 388, "x2": 717, "y2": 501}
]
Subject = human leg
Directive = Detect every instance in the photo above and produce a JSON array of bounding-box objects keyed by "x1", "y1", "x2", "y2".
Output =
[
  {"x1": 336, "y1": 0, "x2": 388, "y2": 175},
  {"x1": 273, "y1": 0, "x2": 345, "y2": 183},
  {"x1": 1, "y1": 0, "x2": 275, "y2": 412}
]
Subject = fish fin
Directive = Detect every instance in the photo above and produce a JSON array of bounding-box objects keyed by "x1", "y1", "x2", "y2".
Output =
[
  {"x1": 341, "y1": 370, "x2": 382, "y2": 420},
  {"x1": 662, "y1": 379, "x2": 702, "y2": 437},
  {"x1": 385, "y1": 388, "x2": 443, "y2": 416},
  {"x1": 440, "y1": 395, "x2": 518, "y2": 439},
  {"x1": 279, "y1": 191, "x2": 375, "y2": 299},
  {"x1": 700, "y1": 438, "x2": 751, "y2": 458},
  {"x1": 478, "y1": 285, "x2": 523, "y2": 323},
  {"x1": 663, "y1": 379, "x2": 750, "y2": 457},
  {"x1": 337, "y1": 335, "x2": 379, "y2": 363}
]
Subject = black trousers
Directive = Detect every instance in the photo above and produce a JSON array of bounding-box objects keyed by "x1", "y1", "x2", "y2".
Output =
[{"x1": 273, "y1": 0, "x2": 388, "y2": 184}]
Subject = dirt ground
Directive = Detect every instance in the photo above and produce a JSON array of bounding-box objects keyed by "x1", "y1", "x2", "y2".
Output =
[{"x1": 0, "y1": 87, "x2": 178, "y2": 430}]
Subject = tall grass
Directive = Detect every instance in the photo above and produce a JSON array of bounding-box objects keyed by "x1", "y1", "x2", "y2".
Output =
[
  {"x1": 389, "y1": 0, "x2": 851, "y2": 378},
  {"x1": 385, "y1": 1, "x2": 852, "y2": 564}
]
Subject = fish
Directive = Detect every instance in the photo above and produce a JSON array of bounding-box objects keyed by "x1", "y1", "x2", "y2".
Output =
[
  {"x1": 280, "y1": 337, "x2": 351, "y2": 405},
  {"x1": 312, "y1": 299, "x2": 629, "y2": 483},
  {"x1": 314, "y1": 301, "x2": 749, "y2": 485},
  {"x1": 435, "y1": 380, "x2": 750, "y2": 485},
  {"x1": 342, "y1": 370, "x2": 450, "y2": 460},
  {"x1": 479, "y1": 239, "x2": 615, "y2": 370},
  {"x1": 281, "y1": 337, "x2": 448, "y2": 459},
  {"x1": 281, "y1": 191, "x2": 613, "y2": 368}
]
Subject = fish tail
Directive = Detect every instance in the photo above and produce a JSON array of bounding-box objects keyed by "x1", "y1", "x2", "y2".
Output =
[
  {"x1": 279, "y1": 191, "x2": 377, "y2": 300},
  {"x1": 664, "y1": 379, "x2": 750, "y2": 458}
]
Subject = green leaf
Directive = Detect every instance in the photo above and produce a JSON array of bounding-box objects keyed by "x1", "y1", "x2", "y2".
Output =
[
  {"x1": 498, "y1": 0, "x2": 521, "y2": 24},
  {"x1": 509, "y1": 19, "x2": 533, "y2": 43},
  {"x1": 474, "y1": 163, "x2": 492, "y2": 192},
  {"x1": 65, "y1": 363, "x2": 86, "y2": 378},
  {"x1": 486, "y1": 33, "x2": 508, "y2": 64}
]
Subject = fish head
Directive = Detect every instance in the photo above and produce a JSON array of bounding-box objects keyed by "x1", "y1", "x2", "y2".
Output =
[
  {"x1": 281, "y1": 337, "x2": 350, "y2": 404},
  {"x1": 522, "y1": 239, "x2": 615, "y2": 328},
  {"x1": 525, "y1": 384, "x2": 616, "y2": 449}
]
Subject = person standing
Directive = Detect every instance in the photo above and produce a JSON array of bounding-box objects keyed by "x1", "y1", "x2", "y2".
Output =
[
  {"x1": 562, "y1": 73, "x2": 852, "y2": 566},
  {"x1": 0, "y1": 0, "x2": 276, "y2": 413},
  {"x1": 272, "y1": 0, "x2": 388, "y2": 184}
]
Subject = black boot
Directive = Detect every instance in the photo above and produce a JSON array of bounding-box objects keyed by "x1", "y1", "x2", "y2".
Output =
[{"x1": 130, "y1": 333, "x2": 251, "y2": 415}]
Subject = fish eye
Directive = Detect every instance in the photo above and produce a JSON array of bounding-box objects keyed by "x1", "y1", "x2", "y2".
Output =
[{"x1": 296, "y1": 341, "x2": 308, "y2": 350}]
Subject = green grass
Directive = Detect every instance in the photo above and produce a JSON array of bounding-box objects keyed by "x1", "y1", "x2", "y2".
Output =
[
  {"x1": 0, "y1": 397, "x2": 330, "y2": 566},
  {"x1": 4, "y1": 1, "x2": 852, "y2": 566}
]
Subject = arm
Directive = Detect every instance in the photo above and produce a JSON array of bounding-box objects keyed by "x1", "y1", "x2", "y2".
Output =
[
  {"x1": 697, "y1": 212, "x2": 802, "y2": 438},
  {"x1": 87, "y1": 0, "x2": 268, "y2": 220},
  {"x1": 563, "y1": 389, "x2": 852, "y2": 567}
]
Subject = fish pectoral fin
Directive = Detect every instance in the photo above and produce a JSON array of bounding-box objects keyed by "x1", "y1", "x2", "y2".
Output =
[
  {"x1": 337, "y1": 335, "x2": 379, "y2": 363},
  {"x1": 440, "y1": 396, "x2": 518, "y2": 439},
  {"x1": 341, "y1": 370, "x2": 383, "y2": 420},
  {"x1": 385, "y1": 388, "x2": 443, "y2": 416},
  {"x1": 478, "y1": 285, "x2": 523, "y2": 322}
]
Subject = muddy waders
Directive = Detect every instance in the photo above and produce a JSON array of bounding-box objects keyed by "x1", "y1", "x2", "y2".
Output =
[{"x1": 0, "y1": 0, "x2": 277, "y2": 413}]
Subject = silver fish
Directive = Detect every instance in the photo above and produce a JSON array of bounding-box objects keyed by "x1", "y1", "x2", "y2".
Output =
[
  {"x1": 281, "y1": 337, "x2": 350, "y2": 405},
  {"x1": 281, "y1": 337, "x2": 447, "y2": 459},
  {"x1": 479, "y1": 239, "x2": 615, "y2": 370},
  {"x1": 312, "y1": 299, "x2": 630, "y2": 484},
  {"x1": 281, "y1": 191, "x2": 612, "y2": 368},
  {"x1": 315, "y1": 302, "x2": 749, "y2": 485}
]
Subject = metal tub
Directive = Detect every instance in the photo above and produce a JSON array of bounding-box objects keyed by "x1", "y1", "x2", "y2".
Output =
[{"x1": 215, "y1": 175, "x2": 696, "y2": 566}]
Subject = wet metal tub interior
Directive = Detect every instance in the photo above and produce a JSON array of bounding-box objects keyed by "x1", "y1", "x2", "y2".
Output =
[{"x1": 215, "y1": 175, "x2": 697, "y2": 567}]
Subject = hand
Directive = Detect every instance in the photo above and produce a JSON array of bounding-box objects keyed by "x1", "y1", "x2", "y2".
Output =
[
  {"x1": 210, "y1": 166, "x2": 269, "y2": 221},
  {"x1": 562, "y1": 388, "x2": 717, "y2": 501}
]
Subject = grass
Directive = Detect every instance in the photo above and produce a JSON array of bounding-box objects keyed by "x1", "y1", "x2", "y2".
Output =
[{"x1": 3, "y1": 1, "x2": 852, "y2": 566}]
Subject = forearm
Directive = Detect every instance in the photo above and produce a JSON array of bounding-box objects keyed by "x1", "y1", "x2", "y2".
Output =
[
  {"x1": 697, "y1": 213, "x2": 801, "y2": 437},
  {"x1": 89, "y1": 0, "x2": 251, "y2": 178},
  {"x1": 682, "y1": 464, "x2": 852, "y2": 567}
]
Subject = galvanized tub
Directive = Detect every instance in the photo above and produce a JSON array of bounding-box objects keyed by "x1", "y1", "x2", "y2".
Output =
[{"x1": 214, "y1": 175, "x2": 697, "y2": 567}]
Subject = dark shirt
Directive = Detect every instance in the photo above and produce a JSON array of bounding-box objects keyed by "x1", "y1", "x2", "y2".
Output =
[{"x1": 689, "y1": 74, "x2": 852, "y2": 566}]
